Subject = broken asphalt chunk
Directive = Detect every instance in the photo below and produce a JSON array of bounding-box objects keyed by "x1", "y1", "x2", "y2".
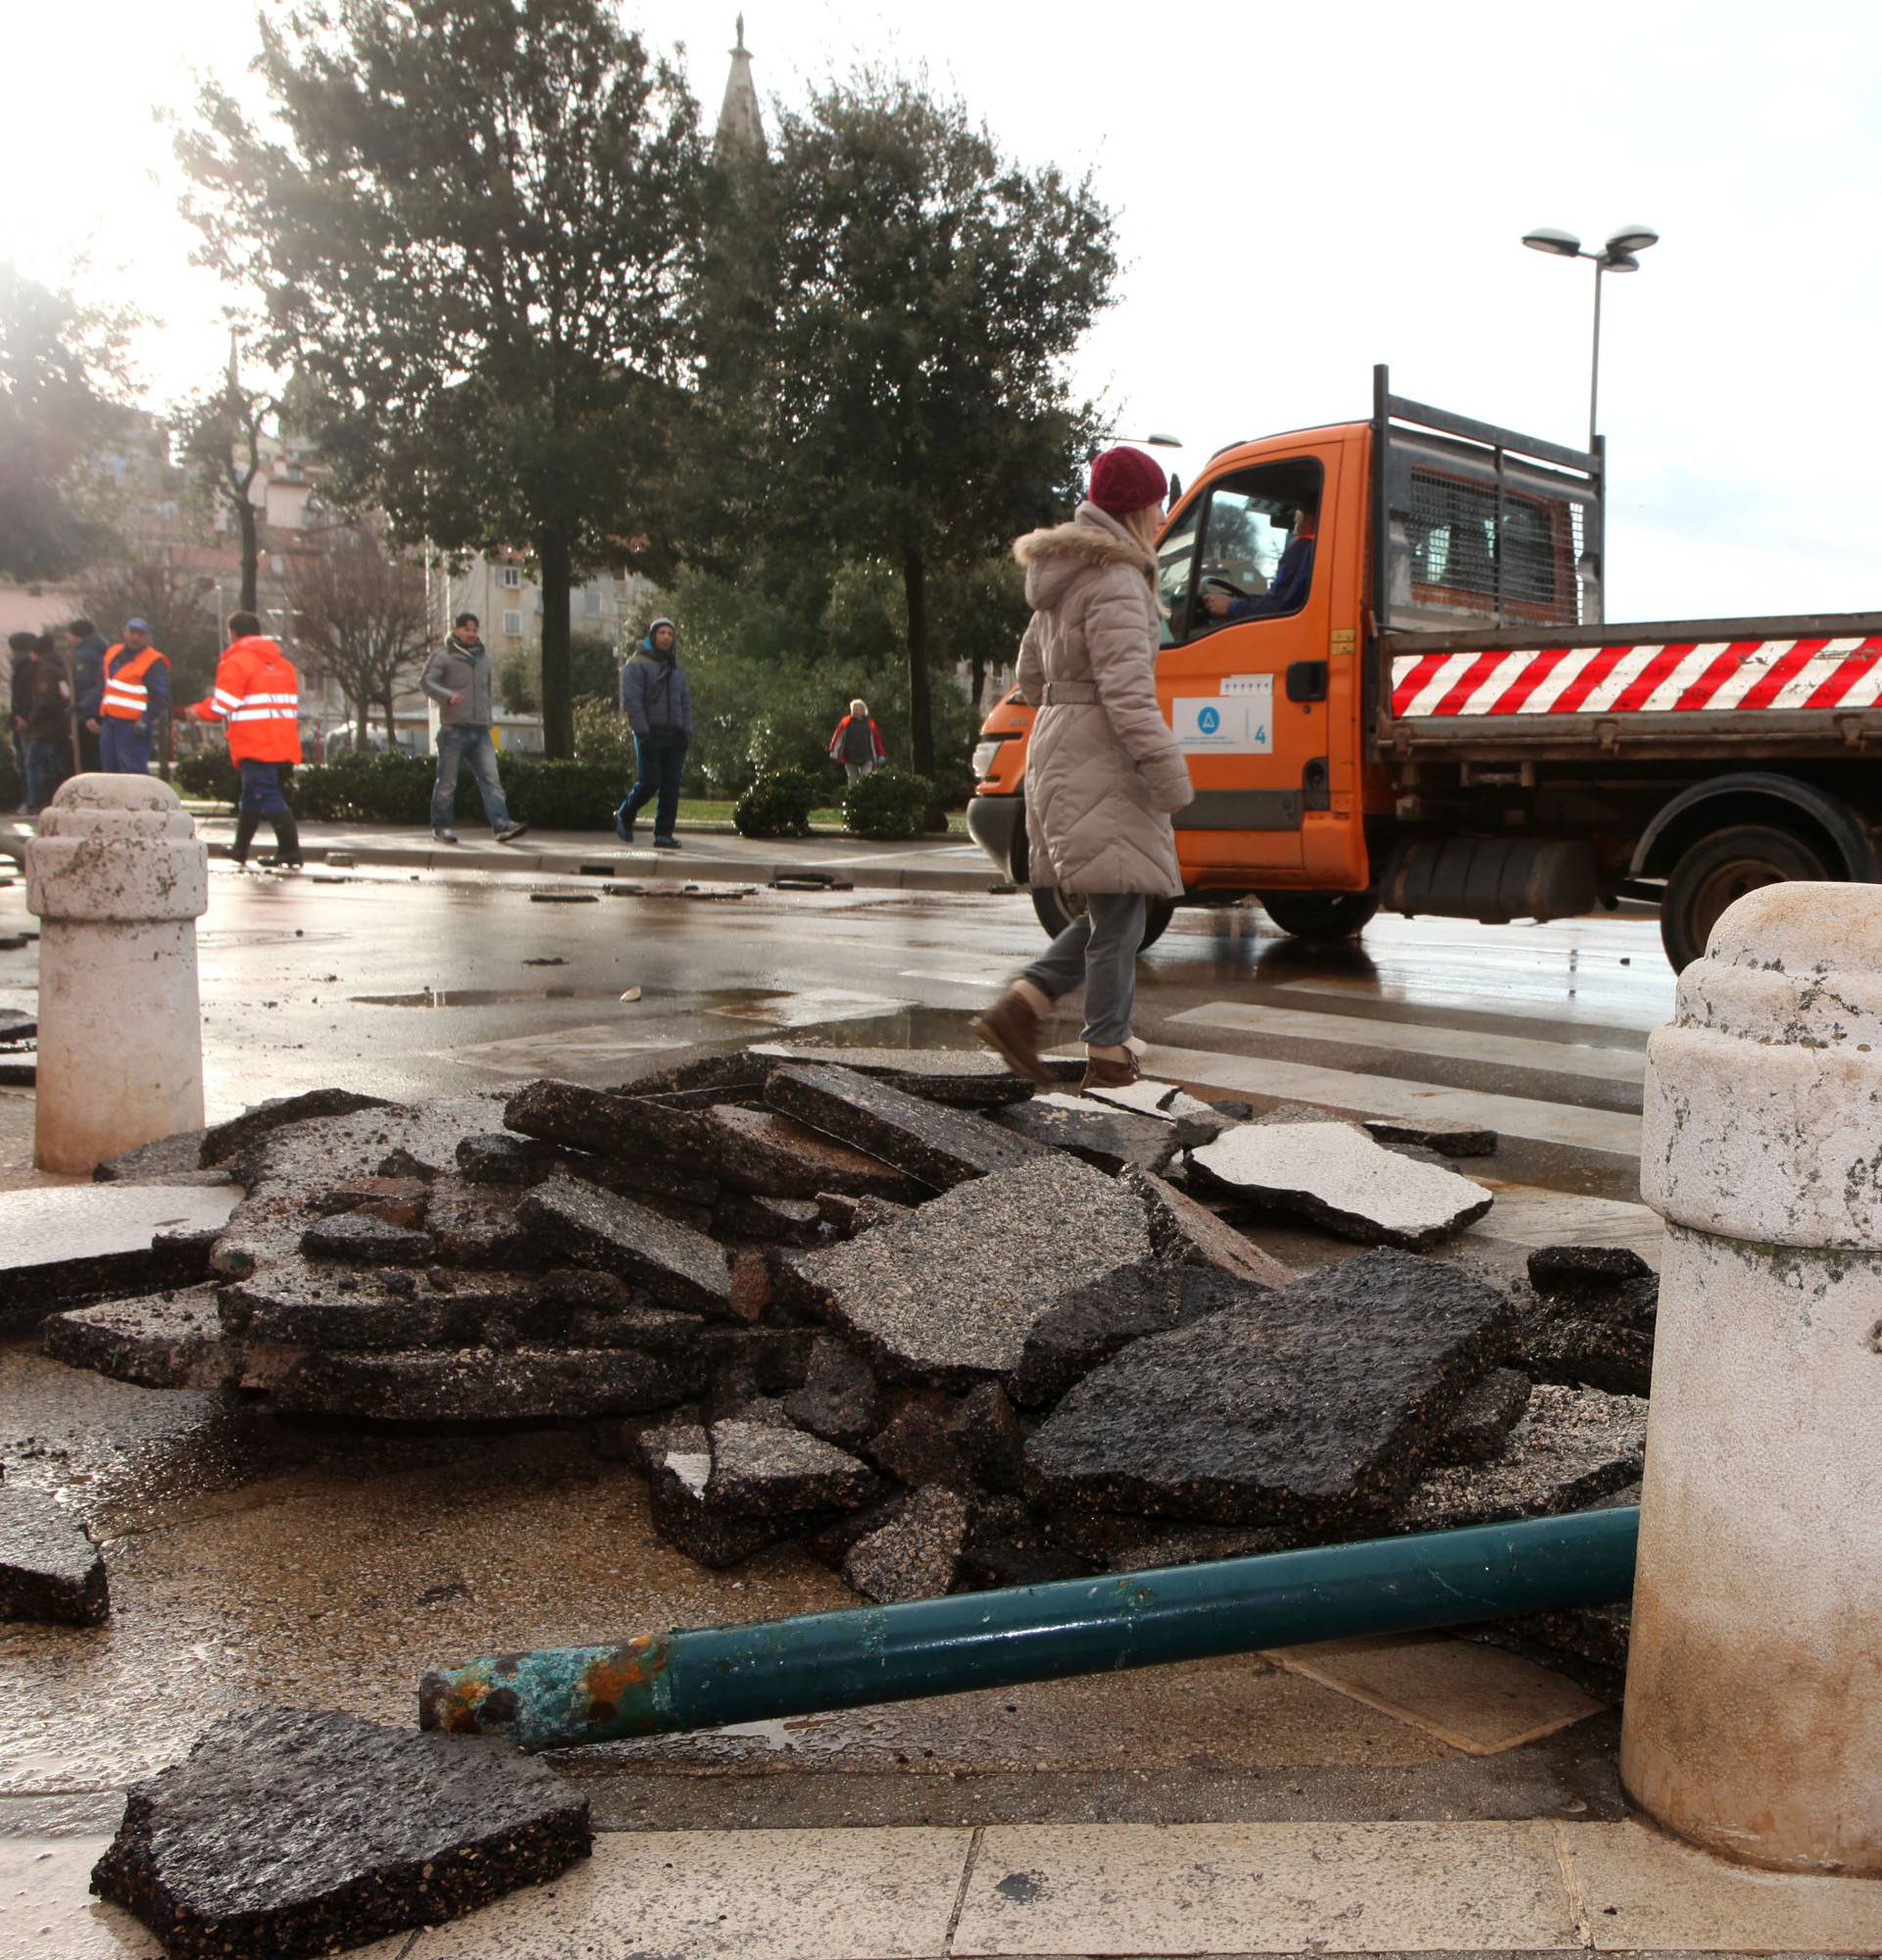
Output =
[
  {"x1": 1435, "y1": 1366, "x2": 1534, "y2": 1465},
  {"x1": 993, "y1": 1093, "x2": 1181, "y2": 1175},
  {"x1": 1362, "y1": 1115, "x2": 1499, "y2": 1159},
  {"x1": 219, "y1": 1261, "x2": 548, "y2": 1349},
  {"x1": 90, "y1": 1705, "x2": 591, "y2": 1959},
  {"x1": 766, "y1": 1061, "x2": 1048, "y2": 1190},
  {"x1": 42, "y1": 1285, "x2": 234, "y2": 1392},
  {"x1": 272, "y1": 1342, "x2": 705, "y2": 1421},
  {"x1": 843, "y1": 1485, "x2": 970, "y2": 1603},
  {"x1": 1186, "y1": 1119, "x2": 1493, "y2": 1249},
  {"x1": 198, "y1": 1088, "x2": 396, "y2": 1169},
  {"x1": 300, "y1": 1210, "x2": 436, "y2": 1264},
  {"x1": 0, "y1": 1485, "x2": 110, "y2": 1625},
  {"x1": 748, "y1": 1043, "x2": 1036, "y2": 1108},
  {"x1": 714, "y1": 1191, "x2": 825, "y2": 1246},
  {"x1": 1025, "y1": 1248, "x2": 1511, "y2": 1528},
  {"x1": 782, "y1": 1335, "x2": 882, "y2": 1446},
  {"x1": 791, "y1": 1154, "x2": 1151, "y2": 1388},
  {"x1": 643, "y1": 1420, "x2": 819, "y2": 1567},
  {"x1": 698, "y1": 1103, "x2": 921, "y2": 1200},
  {"x1": 1118, "y1": 1166, "x2": 1295, "y2": 1289},
  {"x1": 518, "y1": 1175, "x2": 734, "y2": 1318},
  {"x1": 704, "y1": 1418, "x2": 881, "y2": 1517}
]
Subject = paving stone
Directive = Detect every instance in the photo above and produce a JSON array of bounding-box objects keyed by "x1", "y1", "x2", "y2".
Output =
[
  {"x1": 1013, "y1": 1258, "x2": 1263, "y2": 1407},
  {"x1": 1528, "y1": 1243, "x2": 1656, "y2": 1296},
  {"x1": 704, "y1": 1418, "x2": 881, "y2": 1517},
  {"x1": 844, "y1": 1485, "x2": 971, "y2": 1602},
  {"x1": 766, "y1": 1062, "x2": 1048, "y2": 1191},
  {"x1": 1363, "y1": 1116, "x2": 1499, "y2": 1158},
  {"x1": 272, "y1": 1342, "x2": 705, "y2": 1421},
  {"x1": 91, "y1": 1128, "x2": 211, "y2": 1182},
  {"x1": 1394, "y1": 1385, "x2": 1647, "y2": 1534},
  {"x1": 220, "y1": 1260, "x2": 550, "y2": 1350},
  {"x1": 0, "y1": 1182, "x2": 238, "y2": 1330},
  {"x1": 454, "y1": 1131, "x2": 554, "y2": 1186},
  {"x1": 782, "y1": 1335, "x2": 882, "y2": 1446},
  {"x1": 867, "y1": 1382, "x2": 1027, "y2": 1492},
  {"x1": 89, "y1": 1705, "x2": 590, "y2": 1959},
  {"x1": 42, "y1": 1285, "x2": 235, "y2": 1391},
  {"x1": 198, "y1": 1088, "x2": 397, "y2": 1168},
  {"x1": 0, "y1": 1485, "x2": 110, "y2": 1625},
  {"x1": 518, "y1": 1175, "x2": 734, "y2": 1317},
  {"x1": 424, "y1": 1177, "x2": 534, "y2": 1268},
  {"x1": 300, "y1": 1210, "x2": 437, "y2": 1264},
  {"x1": 1187, "y1": 1120, "x2": 1494, "y2": 1249},
  {"x1": 713, "y1": 1192, "x2": 825, "y2": 1246},
  {"x1": 993, "y1": 1094, "x2": 1181, "y2": 1175},
  {"x1": 698, "y1": 1103, "x2": 921, "y2": 1200},
  {"x1": 792, "y1": 1154, "x2": 1151, "y2": 1388},
  {"x1": 814, "y1": 1191, "x2": 913, "y2": 1237},
  {"x1": 749, "y1": 1043, "x2": 1036, "y2": 1108},
  {"x1": 1118, "y1": 1167, "x2": 1296, "y2": 1289},
  {"x1": 1026, "y1": 1249, "x2": 1511, "y2": 1529},
  {"x1": 1435, "y1": 1366, "x2": 1533, "y2": 1464},
  {"x1": 643, "y1": 1421, "x2": 815, "y2": 1568}
]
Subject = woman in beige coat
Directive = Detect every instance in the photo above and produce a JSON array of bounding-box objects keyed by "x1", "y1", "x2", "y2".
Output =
[{"x1": 974, "y1": 448, "x2": 1193, "y2": 1093}]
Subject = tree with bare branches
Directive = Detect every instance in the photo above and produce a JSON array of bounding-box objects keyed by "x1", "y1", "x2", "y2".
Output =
[
  {"x1": 283, "y1": 523, "x2": 430, "y2": 747},
  {"x1": 171, "y1": 368, "x2": 272, "y2": 613}
]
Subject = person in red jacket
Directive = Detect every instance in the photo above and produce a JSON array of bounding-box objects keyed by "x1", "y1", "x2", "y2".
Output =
[
  {"x1": 827, "y1": 698, "x2": 886, "y2": 784},
  {"x1": 181, "y1": 611, "x2": 304, "y2": 868}
]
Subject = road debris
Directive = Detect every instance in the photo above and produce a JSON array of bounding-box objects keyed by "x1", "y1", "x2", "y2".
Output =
[{"x1": 0, "y1": 1482, "x2": 110, "y2": 1625}]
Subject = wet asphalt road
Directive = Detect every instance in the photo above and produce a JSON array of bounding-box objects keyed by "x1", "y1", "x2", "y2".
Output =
[{"x1": 0, "y1": 860, "x2": 1669, "y2": 1896}]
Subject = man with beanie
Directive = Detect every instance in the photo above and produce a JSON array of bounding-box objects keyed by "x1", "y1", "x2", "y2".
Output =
[
  {"x1": 65, "y1": 616, "x2": 108, "y2": 773},
  {"x1": 615, "y1": 616, "x2": 691, "y2": 847},
  {"x1": 98, "y1": 617, "x2": 171, "y2": 775},
  {"x1": 181, "y1": 611, "x2": 304, "y2": 868},
  {"x1": 421, "y1": 612, "x2": 529, "y2": 846}
]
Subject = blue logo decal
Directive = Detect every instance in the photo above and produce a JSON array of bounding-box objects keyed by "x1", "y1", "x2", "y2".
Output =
[{"x1": 1197, "y1": 705, "x2": 1221, "y2": 734}]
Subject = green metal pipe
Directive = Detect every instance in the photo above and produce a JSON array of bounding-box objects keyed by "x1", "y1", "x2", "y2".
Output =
[{"x1": 420, "y1": 1506, "x2": 1637, "y2": 1752}]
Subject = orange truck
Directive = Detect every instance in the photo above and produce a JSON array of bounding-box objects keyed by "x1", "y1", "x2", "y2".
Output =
[{"x1": 966, "y1": 368, "x2": 1882, "y2": 970}]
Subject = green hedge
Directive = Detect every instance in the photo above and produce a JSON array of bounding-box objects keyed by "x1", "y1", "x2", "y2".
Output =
[
  {"x1": 733, "y1": 766, "x2": 819, "y2": 838},
  {"x1": 283, "y1": 751, "x2": 628, "y2": 829},
  {"x1": 173, "y1": 745, "x2": 240, "y2": 805},
  {"x1": 842, "y1": 764, "x2": 935, "y2": 840}
]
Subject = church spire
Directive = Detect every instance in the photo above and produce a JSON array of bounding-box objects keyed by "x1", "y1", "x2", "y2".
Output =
[{"x1": 715, "y1": 14, "x2": 765, "y2": 159}]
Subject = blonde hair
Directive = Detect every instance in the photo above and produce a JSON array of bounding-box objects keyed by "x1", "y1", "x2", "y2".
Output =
[
  {"x1": 1121, "y1": 504, "x2": 1162, "y2": 553},
  {"x1": 850, "y1": 698, "x2": 868, "y2": 716}
]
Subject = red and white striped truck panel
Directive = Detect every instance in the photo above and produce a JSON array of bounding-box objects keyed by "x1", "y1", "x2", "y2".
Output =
[{"x1": 1390, "y1": 637, "x2": 1882, "y2": 720}]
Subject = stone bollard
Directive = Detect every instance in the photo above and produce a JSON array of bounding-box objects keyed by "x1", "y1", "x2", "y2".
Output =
[
  {"x1": 1625, "y1": 881, "x2": 1882, "y2": 1875},
  {"x1": 25, "y1": 775, "x2": 209, "y2": 1175}
]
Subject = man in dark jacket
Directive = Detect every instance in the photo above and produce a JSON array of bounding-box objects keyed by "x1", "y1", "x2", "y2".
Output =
[
  {"x1": 66, "y1": 616, "x2": 107, "y2": 772},
  {"x1": 615, "y1": 616, "x2": 692, "y2": 847},
  {"x1": 18, "y1": 635, "x2": 73, "y2": 814},
  {"x1": 419, "y1": 612, "x2": 529, "y2": 846}
]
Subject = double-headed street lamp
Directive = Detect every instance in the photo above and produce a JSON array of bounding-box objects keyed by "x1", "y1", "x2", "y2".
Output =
[{"x1": 1521, "y1": 222, "x2": 1660, "y2": 452}]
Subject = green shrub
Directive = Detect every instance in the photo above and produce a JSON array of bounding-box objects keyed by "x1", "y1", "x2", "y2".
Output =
[
  {"x1": 497, "y1": 757, "x2": 628, "y2": 831},
  {"x1": 733, "y1": 766, "x2": 819, "y2": 838},
  {"x1": 843, "y1": 763, "x2": 934, "y2": 840},
  {"x1": 172, "y1": 744, "x2": 239, "y2": 805},
  {"x1": 571, "y1": 694, "x2": 639, "y2": 770}
]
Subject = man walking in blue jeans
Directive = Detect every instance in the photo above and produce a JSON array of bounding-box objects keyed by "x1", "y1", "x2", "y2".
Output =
[{"x1": 421, "y1": 612, "x2": 529, "y2": 846}]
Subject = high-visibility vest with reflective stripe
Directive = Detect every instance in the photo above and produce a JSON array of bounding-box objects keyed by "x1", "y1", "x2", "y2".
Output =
[
  {"x1": 101, "y1": 644, "x2": 169, "y2": 720},
  {"x1": 188, "y1": 636, "x2": 303, "y2": 764}
]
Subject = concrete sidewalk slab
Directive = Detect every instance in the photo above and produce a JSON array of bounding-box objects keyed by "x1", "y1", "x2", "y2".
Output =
[
  {"x1": 953, "y1": 1819, "x2": 1580, "y2": 1955},
  {"x1": 411, "y1": 1826, "x2": 972, "y2": 1959}
]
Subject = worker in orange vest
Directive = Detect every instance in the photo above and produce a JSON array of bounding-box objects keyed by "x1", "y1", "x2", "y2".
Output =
[
  {"x1": 98, "y1": 617, "x2": 171, "y2": 776},
  {"x1": 180, "y1": 610, "x2": 304, "y2": 868}
]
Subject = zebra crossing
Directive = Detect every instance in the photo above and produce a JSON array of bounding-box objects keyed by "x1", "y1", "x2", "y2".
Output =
[{"x1": 1119, "y1": 984, "x2": 1666, "y2": 1268}]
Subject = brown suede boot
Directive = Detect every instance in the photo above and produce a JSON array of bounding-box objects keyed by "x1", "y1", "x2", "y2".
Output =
[
  {"x1": 1079, "y1": 1049, "x2": 1142, "y2": 1094},
  {"x1": 972, "y1": 989, "x2": 1052, "y2": 1086}
]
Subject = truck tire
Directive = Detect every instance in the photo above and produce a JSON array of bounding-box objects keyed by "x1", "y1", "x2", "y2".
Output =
[
  {"x1": 1030, "y1": 887, "x2": 1176, "y2": 951},
  {"x1": 1659, "y1": 824, "x2": 1830, "y2": 972},
  {"x1": 1256, "y1": 890, "x2": 1381, "y2": 940}
]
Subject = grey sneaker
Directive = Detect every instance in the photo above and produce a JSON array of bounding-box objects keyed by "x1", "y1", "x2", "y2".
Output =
[
  {"x1": 433, "y1": 828, "x2": 461, "y2": 845},
  {"x1": 495, "y1": 821, "x2": 530, "y2": 843}
]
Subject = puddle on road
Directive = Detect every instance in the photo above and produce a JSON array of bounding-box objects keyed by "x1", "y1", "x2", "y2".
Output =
[{"x1": 354, "y1": 987, "x2": 596, "y2": 1007}]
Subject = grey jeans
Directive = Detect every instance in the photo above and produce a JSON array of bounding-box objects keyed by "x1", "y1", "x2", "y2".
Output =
[{"x1": 1023, "y1": 892, "x2": 1147, "y2": 1048}]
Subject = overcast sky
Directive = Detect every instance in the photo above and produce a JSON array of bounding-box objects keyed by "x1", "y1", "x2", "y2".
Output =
[{"x1": 10, "y1": 0, "x2": 1880, "y2": 622}]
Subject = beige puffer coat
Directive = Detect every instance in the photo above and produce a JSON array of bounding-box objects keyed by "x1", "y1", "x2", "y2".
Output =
[{"x1": 1014, "y1": 503, "x2": 1194, "y2": 899}]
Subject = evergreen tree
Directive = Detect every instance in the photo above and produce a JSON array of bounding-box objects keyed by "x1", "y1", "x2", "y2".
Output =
[{"x1": 178, "y1": 0, "x2": 706, "y2": 757}]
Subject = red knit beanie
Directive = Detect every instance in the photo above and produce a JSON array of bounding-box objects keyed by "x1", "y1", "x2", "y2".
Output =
[{"x1": 1087, "y1": 446, "x2": 1167, "y2": 516}]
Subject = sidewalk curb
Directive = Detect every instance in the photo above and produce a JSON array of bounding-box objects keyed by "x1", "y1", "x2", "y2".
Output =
[{"x1": 205, "y1": 840, "x2": 1013, "y2": 897}]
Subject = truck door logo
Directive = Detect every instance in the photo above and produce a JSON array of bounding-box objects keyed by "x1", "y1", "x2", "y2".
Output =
[
  {"x1": 1172, "y1": 682, "x2": 1273, "y2": 755},
  {"x1": 1197, "y1": 705, "x2": 1221, "y2": 734}
]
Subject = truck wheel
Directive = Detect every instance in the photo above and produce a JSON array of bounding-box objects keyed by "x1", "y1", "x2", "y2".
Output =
[
  {"x1": 1256, "y1": 890, "x2": 1380, "y2": 940},
  {"x1": 1030, "y1": 888, "x2": 1176, "y2": 951},
  {"x1": 1659, "y1": 825, "x2": 1830, "y2": 971}
]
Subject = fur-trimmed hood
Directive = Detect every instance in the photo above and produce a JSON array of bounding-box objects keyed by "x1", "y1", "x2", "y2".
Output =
[{"x1": 1012, "y1": 502, "x2": 1155, "y2": 612}]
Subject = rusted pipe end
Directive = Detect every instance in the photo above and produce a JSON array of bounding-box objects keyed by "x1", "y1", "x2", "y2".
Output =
[
  {"x1": 419, "y1": 1637, "x2": 677, "y2": 1750},
  {"x1": 418, "y1": 1659, "x2": 524, "y2": 1737}
]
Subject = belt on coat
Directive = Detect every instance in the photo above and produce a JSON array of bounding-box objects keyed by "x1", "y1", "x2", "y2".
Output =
[{"x1": 1039, "y1": 681, "x2": 1101, "y2": 705}]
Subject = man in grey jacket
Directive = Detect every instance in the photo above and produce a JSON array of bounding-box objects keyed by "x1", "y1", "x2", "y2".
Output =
[
  {"x1": 421, "y1": 612, "x2": 529, "y2": 845},
  {"x1": 614, "y1": 616, "x2": 692, "y2": 847}
]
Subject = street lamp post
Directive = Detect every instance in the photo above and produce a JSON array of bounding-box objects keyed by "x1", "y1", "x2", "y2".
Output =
[{"x1": 1521, "y1": 223, "x2": 1660, "y2": 451}]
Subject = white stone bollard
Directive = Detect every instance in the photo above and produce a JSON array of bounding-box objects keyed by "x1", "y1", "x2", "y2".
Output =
[
  {"x1": 1624, "y1": 881, "x2": 1882, "y2": 1875},
  {"x1": 25, "y1": 775, "x2": 209, "y2": 1175}
]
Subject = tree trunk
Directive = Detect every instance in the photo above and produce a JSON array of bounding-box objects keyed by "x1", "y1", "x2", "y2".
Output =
[
  {"x1": 903, "y1": 542, "x2": 934, "y2": 779},
  {"x1": 969, "y1": 650, "x2": 987, "y2": 720},
  {"x1": 538, "y1": 528, "x2": 574, "y2": 759},
  {"x1": 356, "y1": 694, "x2": 370, "y2": 748},
  {"x1": 237, "y1": 500, "x2": 260, "y2": 613},
  {"x1": 382, "y1": 685, "x2": 397, "y2": 747}
]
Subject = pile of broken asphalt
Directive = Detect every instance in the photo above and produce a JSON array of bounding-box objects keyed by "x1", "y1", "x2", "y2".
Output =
[{"x1": 27, "y1": 1042, "x2": 1652, "y2": 1639}]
